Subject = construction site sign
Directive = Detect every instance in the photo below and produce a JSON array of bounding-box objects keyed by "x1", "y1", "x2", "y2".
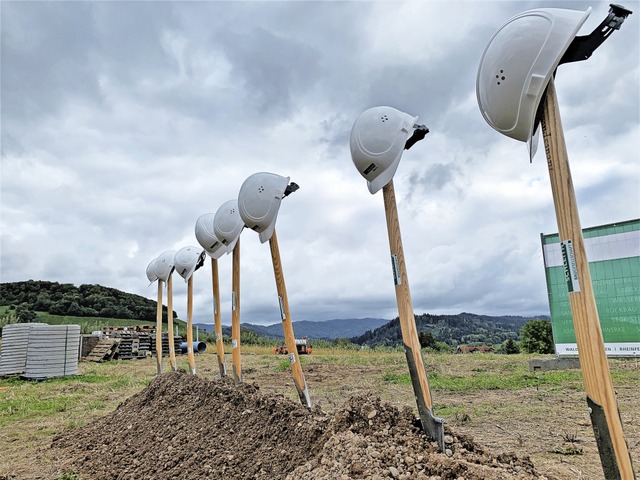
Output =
[{"x1": 541, "y1": 219, "x2": 640, "y2": 357}]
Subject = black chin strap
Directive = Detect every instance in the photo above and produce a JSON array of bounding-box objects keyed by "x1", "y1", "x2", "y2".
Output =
[
  {"x1": 560, "y1": 4, "x2": 632, "y2": 65},
  {"x1": 404, "y1": 124, "x2": 429, "y2": 150},
  {"x1": 283, "y1": 182, "x2": 299, "y2": 197}
]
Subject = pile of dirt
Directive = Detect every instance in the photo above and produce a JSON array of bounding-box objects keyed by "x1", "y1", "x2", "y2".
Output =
[{"x1": 51, "y1": 372, "x2": 554, "y2": 479}]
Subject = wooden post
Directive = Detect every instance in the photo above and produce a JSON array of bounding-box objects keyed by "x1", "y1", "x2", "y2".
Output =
[
  {"x1": 231, "y1": 238, "x2": 242, "y2": 384},
  {"x1": 541, "y1": 77, "x2": 634, "y2": 479},
  {"x1": 155, "y1": 280, "x2": 163, "y2": 375},
  {"x1": 269, "y1": 229, "x2": 312, "y2": 408},
  {"x1": 211, "y1": 258, "x2": 226, "y2": 377},
  {"x1": 382, "y1": 180, "x2": 444, "y2": 451},
  {"x1": 186, "y1": 276, "x2": 196, "y2": 375},
  {"x1": 167, "y1": 274, "x2": 177, "y2": 371}
]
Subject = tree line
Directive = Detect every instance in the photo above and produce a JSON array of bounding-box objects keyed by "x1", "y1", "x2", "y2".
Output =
[
  {"x1": 350, "y1": 312, "x2": 554, "y2": 354},
  {"x1": 0, "y1": 280, "x2": 175, "y2": 322}
]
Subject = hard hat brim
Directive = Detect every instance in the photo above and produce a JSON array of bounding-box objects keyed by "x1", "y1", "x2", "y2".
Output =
[
  {"x1": 367, "y1": 151, "x2": 402, "y2": 194},
  {"x1": 204, "y1": 242, "x2": 227, "y2": 260},
  {"x1": 258, "y1": 221, "x2": 276, "y2": 244},
  {"x1": 224, "y1": 234, "x2": 240, "y2": 253}
]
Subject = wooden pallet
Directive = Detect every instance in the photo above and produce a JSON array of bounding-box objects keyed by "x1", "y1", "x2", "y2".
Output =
[
  {"x1": 102, "y1": 325, "x2": 156, "y2": 333},
  {"x1": 85, "y1": 339, "x2": 121, "y2": 362}
]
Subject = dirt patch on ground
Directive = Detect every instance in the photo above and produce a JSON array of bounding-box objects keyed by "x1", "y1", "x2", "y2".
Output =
[{"x1": 51, "y1": 372, "x2": 554, "y2": 479}]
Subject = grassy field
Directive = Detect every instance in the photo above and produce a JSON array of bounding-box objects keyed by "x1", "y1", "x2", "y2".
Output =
[{"x1": 0, "y1": 347, "x2": 638, "y2": 479}]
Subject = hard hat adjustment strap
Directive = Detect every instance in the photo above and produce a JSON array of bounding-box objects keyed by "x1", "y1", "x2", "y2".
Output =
[
  {"x1": 404, "y1": 124, "x2": 429, "y2": 151},
  {"x1": 283, "y1": 182, "x2": 299, "y2": 197},
  {"x1": 560, "y1": 4, "x2": 633, "y2": 65}
]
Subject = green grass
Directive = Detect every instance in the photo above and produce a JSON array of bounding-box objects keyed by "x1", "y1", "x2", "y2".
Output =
[
  {"x1": 381, "y1": 365, "x2": 639, "y2": 393},
  {"x1": 0, "y1": 363, "x2": 152, "y2": 426}
]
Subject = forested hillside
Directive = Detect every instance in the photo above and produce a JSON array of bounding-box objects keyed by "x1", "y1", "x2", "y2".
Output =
[
  {"x1": 351, "y1": 312, "x2": 548, "y2": 347},
  {"x1": 0, "y1": 280, "x2": 174, "y2": 322}
]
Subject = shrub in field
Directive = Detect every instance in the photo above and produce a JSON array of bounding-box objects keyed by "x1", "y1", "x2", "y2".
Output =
[
  {"x1": 520, "y1": 319, "x2": 554, "y2": 354},
  {"x1": 501, "y1": 338, "x2": 521, "y2": 354}
]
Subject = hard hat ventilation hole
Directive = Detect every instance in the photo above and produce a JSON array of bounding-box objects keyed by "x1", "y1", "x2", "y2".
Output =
[
  {"x1": 230, "y1": 208, "x2": 236, "y2": 214},
  {"x1": 496, "y1": 69, "x2": 506, "y2": 86},
  {"x1": 181, "y1": 268, "x2": 187, "y2": 275},
  {"x1": 252, "y1": 225, "x2": 260, "y2": 231},
  {"x1": 380, "y1": 114, "x2": 389, "y2": 122},
  {"x1": 210, "y1": 241, "x2": 220, "y2": 249},
  {"x1": 222, "y1": 239, "x2": 229, "y2": 245},
  {"x1": 258, "y1": 186, "x2": 265, "y2": 193}
]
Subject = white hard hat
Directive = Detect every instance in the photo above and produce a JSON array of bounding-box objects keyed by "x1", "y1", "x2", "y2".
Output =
[
  {"x1": 174, "y1": 246, "x2": 206, "y2": 283},
  {"x1": 476, "y1": 7, "x2": 591, "y2": 159},
  {"x1": 146, "y1": 258, "x2": 158, "y2": 285},
  {"x1": 350, "y1": 106, "x2": 419, "y2": 194},
  {"x1": 213, "y1": 200, "x2": 245, "y2": 253},
  {"x1": 238, "y1": 172, "x2": 290, "y2": 244},
  {"x1": 155, "y1": 250, "x2": 176, "y2": 282},
  {"x1": 195, "y1": 213, "x2": 226, "y2": 259}
]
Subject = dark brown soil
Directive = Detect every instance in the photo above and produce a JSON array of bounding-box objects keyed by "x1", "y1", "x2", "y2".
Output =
[{"x1": 51, "y1": 372, "x2": 555, "y2": 479}]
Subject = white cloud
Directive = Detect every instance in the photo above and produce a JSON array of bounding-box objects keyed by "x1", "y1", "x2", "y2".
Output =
[{"x1": 1, "y1": 1, "x2": 638, "y2": 325}]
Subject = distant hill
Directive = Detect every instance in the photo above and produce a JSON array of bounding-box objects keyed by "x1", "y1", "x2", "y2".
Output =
[
  {"x1": 0, "y1": 280, "x2": 175, "y2": 322},
  {"x1": 350, "y1": 312, "x2": 550, "y2": 347},
  {"x1": 194, "y1": 317, "x2": 389, "y2": 340}
]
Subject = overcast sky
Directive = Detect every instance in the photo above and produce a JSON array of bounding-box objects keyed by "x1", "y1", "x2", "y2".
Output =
[{"x1": 2, "y1": 1, "x2": 639, "y2": 326}]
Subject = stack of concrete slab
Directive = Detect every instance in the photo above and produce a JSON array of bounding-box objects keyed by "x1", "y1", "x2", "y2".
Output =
[
  {"x1": 0, "y1": 323, "x2": 45, "y2": 376},
  {"x1": 23, "y1": 324, "x2": 81, "y2": 380}
]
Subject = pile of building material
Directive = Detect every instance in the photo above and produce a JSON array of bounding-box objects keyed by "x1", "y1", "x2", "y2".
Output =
[
  {"x1": 81, "y1": 326, "x2": 184, "y2": 362},
  {"x1": 0, "y1": 323, "x2": 44, "y2": 376},
  {"x1": 84, "y1": 338, "x2": 121, "y2": 362},
  {"x1": 23, "y1": 324, "x2": 81, "y2": 380},
  {"x1": 0, "y1": 323, "x2": 80, "y2": 379}
]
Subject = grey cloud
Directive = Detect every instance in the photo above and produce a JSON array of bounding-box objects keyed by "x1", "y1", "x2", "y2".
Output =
[
  {"x1": 1, "y1": 1, "x2": 637, "y2": 325},
  {"x1": 1, "y1": 2, "x2": 100, "y2": 122},
  {"x1": 215, "y1": 26, "x2": 322, "y2": 117}
]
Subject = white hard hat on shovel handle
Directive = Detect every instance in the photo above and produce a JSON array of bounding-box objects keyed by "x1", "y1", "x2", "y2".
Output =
[
  {"x1": 476, "y1": 4, "x2": 633, "y2": 160},
  {"x1": 146, "y1": 258, "x2": 159, "y2": 286},
  {"x1": 237, "y1": 172, "x2": 294, "y2": 244},
  {"x1": 155, "y1": 250, "x2": 176, "y2": 283},
  {"x1": 238, "y1": 172, "x2": 311, "y2": 408},
  {"x1": 350, "y1": 106, "x2": 427, "y2": 194},
  {"x1": 195, "y1": 213, "x2": 227, "y2": 378},
  {"x1": 174, "y1": 246, "x2": 205, "y2": 375},
  {"x1": 213, "y1": 200, "x2": 245, "y2": 383},
  {"x1": 174, "y1": 246, "x2": 206, "y2": 284},
  {"x1": 350, "y1": 106, "x2": 444, "y2": 452},
  {"x1": 195, "y1": 214, "x2": 226, "y2": 260},
  {"x1": 155, "y1": 250, "x2": 177, "y2": 371},
  {"x1": 476, "y1": 5, "x2": 634, "y2": 479},
  {"x1": 213, "y1": 200, "x2": 245, "y2": 253}
]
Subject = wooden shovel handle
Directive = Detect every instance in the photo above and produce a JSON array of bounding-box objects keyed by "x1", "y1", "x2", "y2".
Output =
[
  {"x1": 542, "y1": 77, "x2": 634, "y2": 479},
  {"x1": 383, "y1": 180, "x2": 444, "y2": 451},
  {"x1": 231, "y1": 239, "x2": 242, "y2": 384},
  {"x1": 212, "y1": 258, "x2": 226, "y2": 377},
  {"x1": 167, "y1": 275, "x2": 176, "y2": 371},
  {"x1": 186, "y1": 276, "x2": 196, "y2": 375},
  {"x1": 269, "y1": 230, "x2": 312, "y2": 408},
  {"x1": 382, "y1": 180, "x2": 434, "y2": 406},
  {"x1": 155, "y1": 281, "x2": 163, "y2": 375}
]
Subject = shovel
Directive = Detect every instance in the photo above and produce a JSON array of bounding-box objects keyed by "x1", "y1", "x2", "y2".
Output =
[
  {"x1": 211, "y1": 257, "x2": 226, "y2": 377},
  {"x1": 186, "y1": 276, "x2": 196, "y2": 375},
  {"x1": 155, "y1": 280, "x2": 163, "y2": 375},
  {"x1": 541, "y1": 77, "x2": 634, "y2": 479},
  {"x1": 382, "y1": 179, "x2": 445, "y2": 452},
  {"x1": 269, "y1": 229, "x2": 312, "y2": 408},
  {"x1": 231, "y1": 238, "x2": 242, "y2": 384},
  {"x1": 166, "y1": 273, "x2": 177, "y2": 371}
]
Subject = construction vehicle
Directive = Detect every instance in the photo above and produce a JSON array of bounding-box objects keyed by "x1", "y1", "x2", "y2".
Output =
[{"x1": 274, "y1": 336, "x2": 312, "y2": 355}]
